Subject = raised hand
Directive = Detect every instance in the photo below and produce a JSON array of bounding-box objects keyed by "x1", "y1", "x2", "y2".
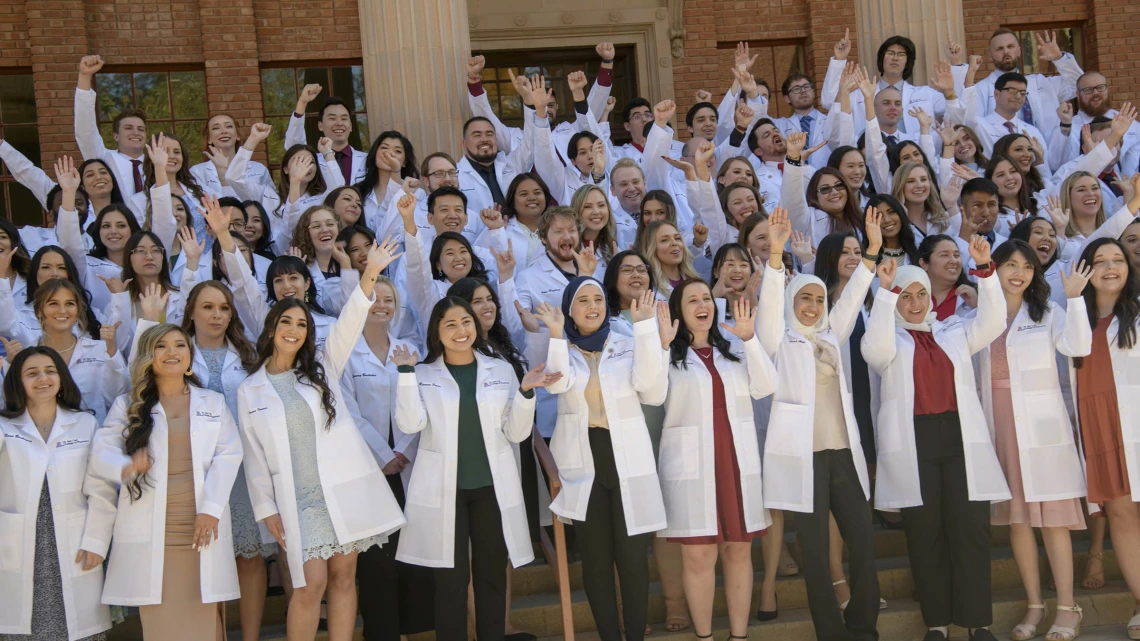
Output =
[
  {"x1": 693, "y1": 222, "x2": 709, "y2": 247},
  {"x1": 54, "y1": 156, "x2": 81, "y2": 197},
  {"x1": 956, "y1": 284, "x2": 978, "y2": 309},
  {"x1": 944, "y1": 38, "x2": 964, "y2": 66},
  {"x1": 331, "y1": 240, "x2": 351, "y2": 271},
  {"x1": 1080, "y1": 123, "x2": 1095, "y2": 155},
  {"x1": 942, "y1": 175, "x2": 966, "y2": 213},
  {"x1": 317, "y1": 137, "x2": 333, "y2": 155},
  {"x1": 629, "y1": 290, "x2": 656, "y2": 323},
  {"x1": 567, "y1": 70, "x2": 588, "y2": 96},
  {"x1": 864, "y1": 206, "x2": 883, "y2": 253},
  {"x1": 493, "y1": 240, "x2": 516, "y2": 282},
  {"x1": 515, "y1": 300, "x2": 541, "y2": 333},
  {"x1": 530, "y1": 75, "x2": 552, "y2": 119},
  {"x1": 1117, "y1": 172, "x2": 1137, "y2": 206},
  {"x1": 656, "y1": 301, "x2": 678, "y2": 349},
  {"x1": 145, "y1": 133, "x2": 169, "y2": 172},
  {"x1": 735, "y1": 41, "x2": 758, "y2": 72},
  {"x1": 908, "y1": 106, "x2": 933, "y2": 133},
  {"x1": 1056, "y1": 101, "x2": 1074, "y2": 125},
  {"x1": 1034, "y1": 31, "x2": 1062, "y2": 63},
  {"x1": 139, "y1": 283, "x2": 170, "y2": 322},
  {"x1": 591, "y1": 138, "x2": 607, "y2": 177},
  {"x1": 733, "y1": 67, "x2": 760, "y2": 99},
  {"x1": 720, "y1": 298, "x2": 756, "y2": 341},
  {"x1": 840, "y1": 61, "x2": 859, "y2": 95},
  {"x1": 466, "y1": 55, "x2": 486, "y2": 82},
  {"x1": 602, "y1": 96, "x2": 617, "y2": 121},
  {"x1": 790, "y1": 230, "x2": 815, "y2": 265},
  {"x1": 377, "y1": 149, "x2": 402, "y2": 173},
  {"x1": 202, "y1": 145, "x2": 231, "y2": 175},
  {"x1": 201, "y1": 193, "x2": 231, "y2": 239},
  {"x1": 596, "y1": 42, "x2": 616, "y2": 61},
  {"x1": 0, "y1": 336, "x2": 22, "y2": 364},
  {"x1": 853, "y1": 65, "x2": 875, "y2": 100},
  {"x1": 768, "y1": 206, "x2": 792, "y2": 256},
  {"x1": 660, "y1": 156, "x2": 697, "y2": 181},
  {"x1": 733, "y1": 101, "x2": 755, "y2": 132},
  {"x1": 520, "y1": 363, "x2": 563, "y2": 393},
  {"x1": 743, "y1": 268, "x2": 763, "y2": 306},
  {"x1": 507, "y1": 69, "x2": 533, "y2": 105},
  {"x1": 929, "y1": 60, "x2": 956, "y2": 97},
  {"x1": 246, "y1": 123, "x2": 272, "y2": 149},
  {"x1": 785, "y1": 131, "x2": 808, "y2": 158},
  {"x1": 364, "y1": 236, "x2": 404, "y2": 277},
  {"x1": 297, "y1": 83, "x2": 322, "y2": 109},
  {"x1": 834, "y1": 28, "x2": 852, "y2": 61},
  {"x1": 287, "y1": 152, "x2": 314, "y2": 185},
  {"x1": 950, "y1": 162, "x2": 981, "y2": 182},
  {"x1": 396, "y1": 193, "x2": 417, "y2": 226},
  {"x1": 534, "y1": 301, "x2": 565, "y2": 338},
  {"x1": 101, "y1": 320, "x2": 122, "y2": 356},
  {"x1": 480, "y1": 205, "x2": 506, "y2": 231},
  {"x1": 1062, "y1": 260, "x2": 1093, "y2": 299},
  {"x1": 179, "y1": 227, "x2": 205, "y2": 269},
  {"x1": 400, "y1": 176, "x2": 421, "y2": 195},
  {"x1": 1108, "y1": 102, "x2": 1137, "y2": 148},
  {"x1": 96, "y1": 274, "x2": 132, "y2": 295},
  {"x1": 695, "y1": 89, "x2": 713, "y2": 104},
  {"x1": 192, "y1": 514, "x2": 220, "y2": 552},
  {"x1": 877, "y1": 257, "x2": 898, "y2": 290},
  {"x1": 391, "y1": 344, "x2": 419, "y2": 367},
  {"x1": 78, "y1": 55, "x2": 105, "y2": 77},
  {"x1": 968, "y1": 235, "x2": 992, "y2": 266},
  {"x1": 575, "y1": 242, "x2": 598, "y2": 276},
  {"x1": 653, "y1": 99, "x2": 676, "y2": 129}
]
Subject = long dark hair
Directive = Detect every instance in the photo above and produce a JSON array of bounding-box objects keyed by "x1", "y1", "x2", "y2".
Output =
[
  {"x1": 423, "y1": 297, "x2": 501, "y2": 365},
  {"x1": 355, "y1": 131, "x2": 419, "y2": 198},
  {"x1": 1008, "y1": 215, "x2": 1060, "y2": 272},
  {"x1": 992, "y1": 239, "x2": 1049, "y2": 323},
  {"x1": 447, "y1": 278, "x2": 527, "y2": 380},
  {"x1": 919, "y1": 233, "x2": 973, "y2": 291},
  {"x1": 1075, "y1": 238, "x2": 1140, "y2": 368},
  {"x1": 602, "y1": 250, "x2": 657, "y2": 316},
  {"x1": 266, "y1": 255, "x2": 326, "y2": 315},
  {"x1": 0, "y1": 218, "x2": 30, "y2": 279},
  {"x1": 274, "y1": 145, "x2": 327, "y2": 217},
  {"x1": 87, "y1": 204, "x2": 142, "y2": 260},
  {"x1": 430, "y1": 232, "x2": 488, "y2": 282},
  {"x1": 502, "y1": 172, "x2": 554, "y2": 219},
  {"x1": 242, "y1": 199, "x2": 276, "y2": 258},
  {"x1": 868, "y1": 193, "x2": 919, "y2": 264},
  {"x1": 141, "y1": 132, "x2": 206, "y2": 203},
  {"x1": 888, "y1": 140, "x2": 939, "y2": 189},
  {"x1": 211, "y1": 231, "x2": 254, "y2": 284},
  {"x1": 827, "y1": 145, "x2": 874, "y2": 198},
  {"x1": 124, "y1": 324, "x2": 202, "y2": 500},
  {"x1": 986, "y1": 153, "x2": 1036, "y2": 215},
  {"x1": 814, "y1": 231, "x2": 871, "y2": 310},
  {"x1": 252, "y1": 298, "x2": 337, "y2": 428},
  {"x1": 0, "y1": 346, "x2": 86, "y2": 418},
  {"x1": 667, "y1": 278, "x2": 740, "y2": 368},
  {"x1": 806, "y1": 167, "x2": 865, "y2": 238},
  {"x1": 182, "y1": 280, "x2": 259, "y2": 371},
  {"x1": 27, "y1": 247, "x2": 101, "y2": 338},
  {"x1": 78, "y1": 158, "x2": 126, "y2": 206},
  {"x1": 122, "y1": 231, "x2": 179, "y2": 300},
  {"x1": 993, "y1": 133, "x2": 1045, "y2": 193}
]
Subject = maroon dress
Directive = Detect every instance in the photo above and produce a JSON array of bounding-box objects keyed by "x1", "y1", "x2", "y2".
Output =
[{"x1": 669, "y1": 347, "x2": 763, "y2": 544}]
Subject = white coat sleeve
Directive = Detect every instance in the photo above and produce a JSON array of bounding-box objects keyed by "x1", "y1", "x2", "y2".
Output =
[
  {"x1": 741, "y1": 335, "x2": 778, "y2": 399},
  {"x1": 284, "y1": 113, "x2": 307, "y2": 150},
  {"x1": 104, "y1": 292, "x2": 133, "y2": 352},
  {"x1": 642, "y1": 124, "x2": 674, "y2": 192},
  {"x1": 0, "y1": 140, "x2": 56, "y2": 208},
  {"x1": 860, "y1": 287, "x2": 900, "y2": 373},
  {"x1": 532, "y1": 114, "x2": 570, "y2": 203},
  {"x1": 88, "y1": 396, "x2": 132, "y2": 484},
  {"x1": 80, "y1": 455, "x2": 119, "y2": 558},
  {"x1": 56, "y1": 207, "x2": 89, "y2": 284},
  {"x1": 630, "y1": 317, "x2": 667, "y2": 405},
  {"x1": 198, "y1": 404, "x2": 244, "y2": 519},
  {"x1": 402, "y1": 232, "x2": 439, "y2": 330},
  {"x1": 819, "y1": 58, "x2": 847, "y2": 109},
  {"x1": 341, "y1": 377, "x2": 397, "y2": 467},
  {"x1": 586, "y1": 77, "x2": 613, "y2": 130},
  {"x1": 781, "y1": 161, "x2": 813, "y2": 242},
  {"x1": 497, "y1": 277, "x2": 523, "y2": 339},
  {"x1": 502, "y1": 371, "x2": 537, "y2": 444},
  {"x1": 394, "y1": 368, "x2": 428, "y2": 436},
  {"x1": 1053, "y1": 298, "x2": 1092, "y2": 358},
  {"x1": 126, "y1": 318, "x2": 161, "y2": 366},
  {"x1": 236, "y1": 388, "x2": 279, "y2": 521},
  {"x1": 321, "y1": 285, "x2": 374, "y2": 379},
  {"x1": 756, "y1": 263, "x2": 786, "y2": 358},
  {"x1": 829, "y1": 262, "x2": 873, "y2": 343},
  {"x1": 0, "y1": 279, "x2": 16, "y2": 337},
  {"x1": 1046, "y1": 54, "x2": 1083, "y2": 103},
  {"x1": 100, "y1": 350, "x2": 129, "y2": 415},
  {"x1": 149, "y1": 183, "x2": 177, "y2": 254},
  {"x1": 469, "y1": 86, "x2": 519, "y2": 155},
  {"x1": 827, "y1": 106, "x2": 854, "y2": 150},
  {"x1": 864, "y1": 118, "x2": 892, "y2": 194},
  {"x1": 688, "y1": 178, "x2": 731, "y2": 256},
  {"x1": 964, "y1": 273, "x2": 1007, "y2": 354},
  {"x1": 224, "y1": 147, "x2": 263, "y2": 203},
  {"x1": 74, "y1": 88, "x2": 111, "y2": 163},
  {"x1": 544, "y1": 337, "x2": 574, "y2": 394}
]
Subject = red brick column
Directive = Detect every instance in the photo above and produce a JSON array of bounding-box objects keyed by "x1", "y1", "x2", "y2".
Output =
[
  {"x1": 25, "y1": 0, "x2": 87, "y2": 165},
  {"x1": 198, "y1": 0, "x2": 267, "y2": 164}
]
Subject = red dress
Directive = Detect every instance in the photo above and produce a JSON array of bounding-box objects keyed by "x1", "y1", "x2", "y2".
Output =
[
  {"x1": 1076, "y1": 315, "x2": 1132, "y2": 505},
  {"x1": 669, "y1": 347, "x2": 762, "y2": 544}
]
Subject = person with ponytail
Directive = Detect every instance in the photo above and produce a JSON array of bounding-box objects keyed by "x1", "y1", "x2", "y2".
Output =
[
  {"x1": 87, "y1": 323, "x2": 243, "y2": 640},
  {"x1": 0, "y1": 347, "x2": 114, "y2": 641},
  {"x1": 237, "y1": 236, "x2": 406, "y2": 641},
  {"x1": 861, "y1": 237, "x2": 1011, "y2": 641}
]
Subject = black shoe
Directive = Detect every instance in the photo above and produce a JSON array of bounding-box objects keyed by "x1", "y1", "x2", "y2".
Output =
[
  {"x1": 874, "y1": 510, "x2": 905, "y2": 530},
  {"x1": 505, "y1": 634, "x2": 537, "y2": 641},
  {"x1": 756, "y1": 595, "x2": 778, "y2": 621},
  {"x1": 969, "y1": 629, "x2": 998, "y2": 641},
  {"x1": 922, "y1": 631, "x2": 947, "y2": 641}
]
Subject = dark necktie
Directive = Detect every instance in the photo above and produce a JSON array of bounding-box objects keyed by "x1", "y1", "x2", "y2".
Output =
[
  {"x1": 1021, "y1": 100, "x2": 1034, "y2": 126},
  {"x1": 131, "y1": 158, "x2": 143, "y2": 193},
  {"x1": 800, "y1": 115, "x2": 813, "y2": 135}
]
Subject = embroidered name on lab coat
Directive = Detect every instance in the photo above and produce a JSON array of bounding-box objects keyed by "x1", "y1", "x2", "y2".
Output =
[
  {"x1": 1016, "y1": 323, "x2": 1046, "y2": 332},
  {"x1": 483, "y1": 380, "x2": 511, "y2": 388},
  {"x1": 248, "y1": 406, "x2": 270, "y2": 414},
  {"x1": 195, "y1": 410, "x2": 222, "y2": 419},
  {"x1": 352, "y1": 372, "x2": 377, "y2": 378},
  {"x1": 74, "y1": 356, "x2": 104, "y2": 366},
  {"x1": 419, "y1": 381, "x2": 441, "y2": 388},
  {"x1": 3, "y1": 431, "x2": 32, "y2": 443},
  {"x1": 56, "y1": 438, "x2": 90, "y2": 448},
  {"x1": 607, "y1": 349, "x2": 632, "y2": 360}
]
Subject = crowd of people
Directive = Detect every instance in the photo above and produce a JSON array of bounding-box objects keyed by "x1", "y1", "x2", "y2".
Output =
[{"x1": 1, "y1": 23, "x2": 1140, "y2": 641}]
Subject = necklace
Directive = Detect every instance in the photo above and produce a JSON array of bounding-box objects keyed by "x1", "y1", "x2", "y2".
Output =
[
  {"x1": 883, "y1": 247, "x2": 906, "y2": 258},
  {"x1": 43, "y1": 333, "x2": 77, "y2": 358}
]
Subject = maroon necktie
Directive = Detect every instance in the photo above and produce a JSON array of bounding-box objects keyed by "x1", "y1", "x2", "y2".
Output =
[
  {"x1": 1004, "y1": 121, "x2": 1016, "y2": 135},
  {"x1": 131, "y1": 158, "x2": 143, "y2": 193}
]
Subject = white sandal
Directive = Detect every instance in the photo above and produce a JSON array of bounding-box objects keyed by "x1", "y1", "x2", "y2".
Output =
[
  {"x1": 833, "y1": 578, "x2": 887, "y2": 611},
  {"x1": 1011, "y1": 603, "x2": 1047, "y2": 641},
  {"x1": 1046, "y1": 604, "x2": 1082, "y2": 641},
  {"x1": 1128, "y1": 612, "x2": 1140, "y2": 640}
]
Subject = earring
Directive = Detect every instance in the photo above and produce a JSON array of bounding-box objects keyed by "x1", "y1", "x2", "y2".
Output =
[{"x1": 185, "y1": 368, "x2": 194, "y2": 377}]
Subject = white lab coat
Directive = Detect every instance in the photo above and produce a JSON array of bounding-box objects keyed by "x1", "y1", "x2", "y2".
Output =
[
  {"x1": 394, "y1": 351, "x2": 536, "y2": 568},
  {"x1": 756, "y1": 263, "x2": 874, "y2": 512},
  {"x1": 657, "y1": 335, "x2": 777, "y2": 538},
  {"x1": 977, "y1": 300, "x2": 1091, "y2": 502},
  {"x1": 237, "y1": 287, "x2": 406, "y2": 588},
  {"x1": 73, "y1": 87, "x2": 142, "y2": 201},
  {"x1": 190, "y1": 157, "x2": 273, "y2": 201},
  {"x1": 87, "y1": 388, "x2": 243, "y2": 605},
  {"x1": 104, "y1": 288, "x2": 187, "y2": 356},
  {"x1": 457, "y1": 154, "x2": 525, "y2": 216},
  {"x1": 860, "y1": 275, "x2": 1012, "y2": 509},
  {"x1": 284, "y1": 114, "x2": 369, "y2": 185},
  {"x1": 0, "y1": 409, "x2": 113, "y2": 640},
  {"x1": 544, "y1": 319, "x2": 668, "y2": 533}
]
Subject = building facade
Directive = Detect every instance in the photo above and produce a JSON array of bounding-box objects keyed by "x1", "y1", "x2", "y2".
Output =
[{"x1": 0, "y1": 0, "x2": 1135, "y2": 225}]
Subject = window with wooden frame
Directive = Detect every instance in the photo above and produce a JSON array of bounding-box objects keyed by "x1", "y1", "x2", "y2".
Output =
[
  {"x1": 474, "y1": 45, "x2": 639, "y2": 145},
  {"x1": 93, "y1": 65, "x2": 209, "y2": 164},
  {"x1": 716, "y1": 40, "x2": 806, "y2": 120},
  {"x1": 0, "y1": 70, "x2": 45, "y2": 226},
  {"x1": 1002, "y1": 23, "x2": 1084, "y2": 75},
  {"x1": 260, "y1": 61, "x2": 368, "y2": 174}
]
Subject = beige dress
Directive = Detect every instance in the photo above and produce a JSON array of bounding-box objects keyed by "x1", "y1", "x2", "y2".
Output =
[{"x1": 139, "y1": 417, "x2": 225, "y2": 640}]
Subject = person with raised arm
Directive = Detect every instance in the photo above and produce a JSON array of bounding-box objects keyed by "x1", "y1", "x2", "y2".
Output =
[
  {"x1": 74, "y1": 55, "x2": 147, "y2": 200},
  {"x1": 191, "y1": 113, "x2": 274, "y2": 198},
  {"x1": 775, "y1": 71, "x2": 832, "y2": 170},
  {"x1": 284, "y1": 83, "x2": 368, "y2": 186}
]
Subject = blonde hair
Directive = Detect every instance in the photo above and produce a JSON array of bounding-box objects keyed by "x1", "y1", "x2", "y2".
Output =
[
  {"x1": 638, "y1": 220, "x2": 699, "y2": 297},
  {"x1": 716, "y1": 156, "x2": 760, "y2": 189},
  {"x1": 1061, "y1": 170, "x2": 1107, "y2": 238},
  {"x1": 569, "y1": 185, "x2": 618, "y2": 262},
  {"x1": 891, "y1": 162, "x2": 949, "y2": 232},
  {"x1": 611, "y1": 157, "x2": 644, "y2": 181}
]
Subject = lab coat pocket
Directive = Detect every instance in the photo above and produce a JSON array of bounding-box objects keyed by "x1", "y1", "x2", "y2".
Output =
[
  {"x1": 550, "y1": 413, "x2": 583, "y2": 471},
  {"x1": 1022, "y1": 390, "x2": 1071, "y2": 447},
  {"x1": 875, "y1": 399, "x2": 903, "y2": 454},
  {"x1": 621, "y1": 422, "x2": 658, "y2": 477},
  {"x1": 194, "y1": 420, "x2": 222, "y2": 461},
  {"x1": 659, "y1": 426, "x2": 700, "y2": 481},
  {"x1": 406, "y1": 449, "x2": 444, "y2": 509},
  {"x1": 764, "y1": 402, "x2": 811, "y2": 457},
  {"x1": 67, "y1": 513, "x2": 98, "y2": 577},
  {"x1": 0, "y1": 511, "x2": 23, "y2": 571}
]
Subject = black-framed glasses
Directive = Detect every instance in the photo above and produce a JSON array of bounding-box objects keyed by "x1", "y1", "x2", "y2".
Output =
[
  {"x1": 428, "y1": 169, "x2": 459, "y2": 180},
  {"x1": 1078, "y1": 84, "x2": 1108, "y2": 95},
  {"x1": 787, "y1": 84, "x2": 814, "y2": 95},
  {"x1": 618, "y1": 264, "x2": 649, "y2": 275},
  {"x1": 884, "y1": 50, "x2": 908, "y2": 60},
  {"x1": 817, "y1": 183, "x2": 845, "y2": 195}
]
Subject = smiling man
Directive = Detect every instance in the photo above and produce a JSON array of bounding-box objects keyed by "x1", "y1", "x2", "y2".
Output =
[
  {"x1": 1059, "y1": 72, "x2": 1140, "y2": 170},
  {"x1": 284, "y1": 84, "x2": 367, "y2": 186},
  {"x1": 74, "y1": 55, "x2": 148, "y2": 200}
]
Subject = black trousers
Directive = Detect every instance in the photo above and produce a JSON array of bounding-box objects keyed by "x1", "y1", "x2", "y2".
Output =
[
  {"x1": 797, "y1": 449, "x2": 880, "y2": 641},
  {"x1": 574, "y1": 428, "x2": 651, "y2": 641},
  {"x1": 434, "y1": 485, "x2": 510, "y2": 641},
  {"x1": 901, "y1": 412, "x2": 992, "y2": 629},
  {"x1": 519, "y1": 434, "x2": 542, "y2": 542},
  {"x1": 358, "y1": 473, "x2": 435, "y2": 641}
]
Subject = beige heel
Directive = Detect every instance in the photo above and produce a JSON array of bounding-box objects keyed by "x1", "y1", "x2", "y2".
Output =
[
  {"x1": 1128, "y1": 612, "x2": 1140, "y2": 640},
  {"x1": 1046, "y1": 604, "x2": 1082, "y2": 641},
  {"x1": 1012, "y1": 603, "x2": 1047, "y2": 641}
]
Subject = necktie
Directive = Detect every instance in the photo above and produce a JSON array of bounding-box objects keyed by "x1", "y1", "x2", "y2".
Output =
[
  {"x1": 799, "y1": 115, "x2": 813, "y2": 136},
  {"x1": 1021, "y1": 100, "x2": 1034, "y2": 126},
  {"x1": 335, "y1": 149, "x2": 353, "y2": 186},
  {"x1": 1004, "y1": 121, "x2": 1017, "y2": 135},
  {"x1": 777, "y1": 163, "x2": 784, "y2": 173},
  {"x1": 130, "y1": 158, "x2": 143, "y2": 193},
  {"x1": 885, "y1": 135, "x2": 898, "y2": 148}
]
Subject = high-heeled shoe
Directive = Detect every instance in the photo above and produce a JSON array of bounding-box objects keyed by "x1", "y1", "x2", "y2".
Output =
[
  {"x1": 1046, "y1": 604, "x2": 1082, "y2": 641},
  {"x1": 873, "y1": 510, "x2": 904, "y2": 530},
  {"x1": 1011, "y1": 603, "x2": 1046, "y2": 641},
  {"x1": 1128, "y1": 611, "x2": 1140, "y2": 640},
  {"x1": 756, "y1": 594, "x2": 778, "y2": 621}
]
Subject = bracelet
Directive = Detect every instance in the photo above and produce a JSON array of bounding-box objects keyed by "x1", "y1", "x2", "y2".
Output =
[
  {"x1": 785, "y1": 155, "x2": 803, "y2": 167},
  {"x1": 863, "y1": 252, "x2": 881, "y2": 262},
  {"x1": 1060, "y1": 123, "x2": 1072, "y2": 128},
  {"x1": 602, "y1": 57, "x2": 614, "y2": 64}
]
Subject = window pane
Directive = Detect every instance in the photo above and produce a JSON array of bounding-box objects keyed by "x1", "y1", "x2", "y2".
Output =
[
  {"x1": 175, "y1": 120, "x2": 206, "y2": 165},
  {"x1": 0, "y1": 185, "x2": 8, "y2": 222},
  {"x1": 95, "y1": 73, "x2": 134, "y2": 122},
  {"x1": 9, "y1": 180, "x2": 43, "y2": 226},
  {"x1": 98, "y1": 122, "x2": 114, "y2": 149},
  {"x1": 330, "y1": 66, "x2": 365, "y2": 112},
  {"x1": 261, "y1": 68, "x2": 298, "y2": 117},
  {"x1": 265, "y1": 115, "x2": 291, "y2": 168},
  {"x1": 134, "y1": 72, "x2": 172, "y2": 120},
  {"x1": 171, "y1": 71, "x2": 207, "y2": 119},
  {"x1": 355, "y1": 115, "x2": 369, "y2": 150},
  {"x1": 0, "y1": 125, "x2": 40, "y2": 178},
  {"x1": 0, "y1": 75, "x2": 37, "y2": 125},
  {"x1": 296, "y1": 68, "x2": 330, "y2": 113}
]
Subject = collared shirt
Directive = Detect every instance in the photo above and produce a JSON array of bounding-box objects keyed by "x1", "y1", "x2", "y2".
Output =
[
  {"x1": 470, "y1": 158, "x2": 506, "y2": 205},
  {"x1": 334, "y1": 147, "x2": 354, "y2": 186}
]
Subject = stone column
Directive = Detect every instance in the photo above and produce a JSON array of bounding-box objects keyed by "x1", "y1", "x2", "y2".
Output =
[
  {"x1": 358, "y1": 0, "x2": 471, "y2": 159},
  {"x1": 853, "y1": 0, "x2": 965, "y2": 85}
]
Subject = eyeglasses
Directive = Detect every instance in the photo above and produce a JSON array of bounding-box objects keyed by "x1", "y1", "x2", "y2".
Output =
[
  {"x1": 428, "y1": 169, "x2": 459, "y2": 180},
  {"x1": 817, "y1": 183, "x2": 845, "y2": 195},
  {"x1": 628, "y1": 111, "x2": 652, "y2": 122},
  {"x1": 1078, "y1": 84, "x2": 1108, "y2": 95},
  {"x1": 1001, "y1": 88, "x2": 1029, "y2": 98},
  {"x1": 787, "y1": 84, "x2": 814, "y2": 95},
  {"x1": 131, "y1": 247, "x2": 164, "y2": 258},
  {"x1": 308, "y1": 222, "x2": 339, "y2": 232},
  {"x1": 884, "y1": 50, "x2": 908, "y2": 60},
  {"x1": 228, "y1": 221, "x2": 246, "y2": 231},
  {"x1": 618, "y1": 264, "x2": 649, "y2": 275}
]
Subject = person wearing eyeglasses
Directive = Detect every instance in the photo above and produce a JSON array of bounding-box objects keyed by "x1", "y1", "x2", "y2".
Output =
[
  {"x1": 376, "y1": 153, "x2": 488, "y2": 247},
  {"x1": 774, "y1": 72, "x2": 833, "y2": 170},
  {"x1": 962, "y1": 73, "x2": 1050, "y2": 160},
  {"x1": 1060, "y1": 72, "x2": 1140, "y2": 172}
]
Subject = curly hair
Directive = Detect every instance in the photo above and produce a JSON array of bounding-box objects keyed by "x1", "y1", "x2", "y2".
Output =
[{"x1": 290, "y1": 205, "x2": 342, "y2": 268}]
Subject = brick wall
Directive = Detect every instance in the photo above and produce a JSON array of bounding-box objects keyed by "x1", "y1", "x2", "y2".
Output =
[
  {"x1": 251, "y1": 0, "x2": 361, "y2": 61},
  {"x1": 84, "y1": 0, "x2": 204, "y2": 64},
  {"x1": 0, "y1": 0, "x2": 29, "y2": 67}
]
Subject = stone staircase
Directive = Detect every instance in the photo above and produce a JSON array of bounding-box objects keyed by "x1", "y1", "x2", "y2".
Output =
[{"x1": 105, "y1": 525, "x2": 1138, "y2": 641}]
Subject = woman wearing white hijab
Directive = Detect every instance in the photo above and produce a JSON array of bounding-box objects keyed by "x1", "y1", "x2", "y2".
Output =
[
  {"x1": 755, "y1": 208, "x2": 883, "y2": 640},
  {"x1": 861, "y1": 241, "x2": 1012, "y2": 641}
]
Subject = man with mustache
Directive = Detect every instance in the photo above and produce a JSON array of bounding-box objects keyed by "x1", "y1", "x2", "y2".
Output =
[
  {"x1": 1060, "y1": 72, "x2": 1140, "y2": 171},
  {"x1": 74, "y1": 55, "x2": 148, "y2": 200}
]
